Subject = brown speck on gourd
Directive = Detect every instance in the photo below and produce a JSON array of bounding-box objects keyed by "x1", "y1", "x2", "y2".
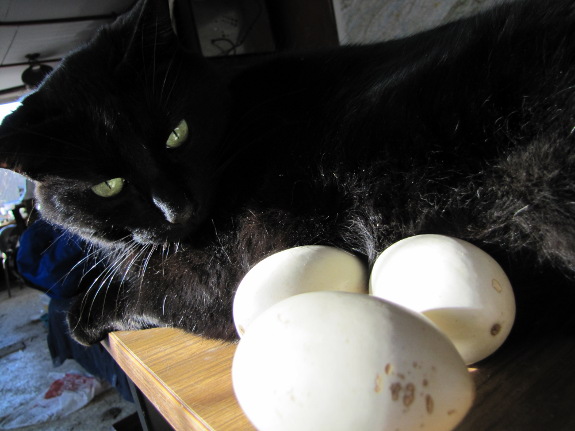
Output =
[
  {"x1": 491, "y1": 323, "x2": 502, "y2": 336},
  {"x1": 403, "y1": 383, "x2": 415, "y2": 406},
  {"x1": 426, "y1": 395, "x2": 434, "y2": 414},
  {"x1": 390, "y1": 382, "x2": 402, "y2": 401},
  {"x1": 375, "y1": 374, "x2": 383, "y2": 393}
]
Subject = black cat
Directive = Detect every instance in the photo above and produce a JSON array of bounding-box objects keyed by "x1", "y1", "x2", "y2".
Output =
[{"x1": 1, "y1": 0, "x2": 575, "y2": 344}]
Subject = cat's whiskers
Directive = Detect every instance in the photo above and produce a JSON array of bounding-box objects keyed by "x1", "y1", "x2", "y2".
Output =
[
  {"x1": 132, "y1": 243, "x2": 157, "y2": 314},
  {"x1": 136, "y1": 243, "x2": 156, "y2": 280},
  {"x1": 24, "y1": 229, "x2": 91, "y2": 298},
  {"x1": 116, "y1": 239, "x2": 142, "y2": 287},
  {"x1": 91, "y1": 240, "x2": 149, "y2": 324},
  {"x1": 79, "y1": 242, "x2": 135, "y2": 312},
  {"x1": 160, "y1": 55, "x2": 182, "y2": 113},
  {"x1": 73, "y1": 236, "x2": 141, "y2": 333},
  {"x1": 110, "y1": 239, "x2": 152, "y2": 320},
  {"x1": 78, "y1": 249, "x2": 121, "y2": 298},
  {"x1": 98, "y1": 241, "x2": 147, "y2": 321},
  {"x1": 160, "y1": 242, "x2": 171, "y2": 276},
  {"x1": 159, "y1": 52, "x2": 180, "y2": 111},
  {"x1": 52, "y1": 245, "x2": 102, "y2": 296}
]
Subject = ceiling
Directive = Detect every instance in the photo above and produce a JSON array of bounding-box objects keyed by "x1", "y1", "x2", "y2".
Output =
[{"x1": 0, "y1": 0, "x2": 135, "y2": 104}]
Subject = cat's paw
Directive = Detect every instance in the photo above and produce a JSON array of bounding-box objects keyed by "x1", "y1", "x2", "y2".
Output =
[
  {"x1": 67, "y1": 314, "x2": 111, "y2": 346},
  {"x1": 66, "y1": 291, "x2": 123, "y2": 345}
]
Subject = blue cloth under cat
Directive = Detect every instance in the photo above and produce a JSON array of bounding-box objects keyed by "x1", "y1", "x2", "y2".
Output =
[{"x1": 16, "y1": 219, "x2": 88, "y2": 299}]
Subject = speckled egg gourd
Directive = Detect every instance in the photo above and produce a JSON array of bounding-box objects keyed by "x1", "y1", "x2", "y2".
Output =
[
  {"x1": 233, "y1": 245, "x2": 368, "y2": 336},
  {"x1": 370, "y1": 234, "x2": 516, "y2": 364},
  {"x1": 232, "y1": 291, "x2": 475, "y2": 431}
]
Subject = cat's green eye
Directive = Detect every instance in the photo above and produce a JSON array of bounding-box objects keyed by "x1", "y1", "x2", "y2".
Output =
[
  {"x1": 166, "y1": 119, "x2": 189, "y2": 148},
  {"x1": 91, "y1": 177, "x2": 125, "y2": 198}
]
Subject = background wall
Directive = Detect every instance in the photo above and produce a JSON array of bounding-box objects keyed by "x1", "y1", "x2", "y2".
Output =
[{"x1": 334, "y1": 0, "x2": 511, "y2": 44}]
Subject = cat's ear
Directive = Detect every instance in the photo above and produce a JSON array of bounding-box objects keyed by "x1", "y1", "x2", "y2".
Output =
[
  {"x1": 0, "y1": 100, "x2": 65, "y2": 181},
  {"x1": 114, "y1": 0, "x2": 178, "y2": 59}
]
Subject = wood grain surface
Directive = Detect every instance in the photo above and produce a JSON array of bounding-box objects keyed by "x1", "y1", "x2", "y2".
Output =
[
  {"x1": 105, "y1": 328, "x2": 254, "y2": 431},
  {"x1": 105, "y1": 274, "x2": 575, "y2": 431}
]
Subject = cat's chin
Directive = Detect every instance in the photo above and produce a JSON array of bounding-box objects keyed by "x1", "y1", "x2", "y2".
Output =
[{"x1": 131, "y1": 226, "x2": 195, "y2": 246}]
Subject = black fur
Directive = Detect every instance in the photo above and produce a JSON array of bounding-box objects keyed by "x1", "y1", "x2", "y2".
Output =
[{"x1": 1, "y1": 0, "x2": 575, "y2": 344}]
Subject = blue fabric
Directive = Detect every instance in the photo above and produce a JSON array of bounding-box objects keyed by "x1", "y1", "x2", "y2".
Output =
[
  {"x1": 16, "y1": 219, "x2": 88, "y2": 298},
  {"x1": 15, "y1": 219, "x2": 133, "y2": 402}
]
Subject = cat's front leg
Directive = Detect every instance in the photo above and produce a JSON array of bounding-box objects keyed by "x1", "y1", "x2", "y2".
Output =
[{"x1": 67, "y1": 248, "x2": 241, "y2": 344}]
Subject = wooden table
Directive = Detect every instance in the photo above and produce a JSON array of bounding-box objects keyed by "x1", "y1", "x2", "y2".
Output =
[
  {"x1": 105, "y1": 328, "x2": 253, "y2": 431},
  {"x1": 104, "y1": 275, "x2": 575, "y2": 431}
]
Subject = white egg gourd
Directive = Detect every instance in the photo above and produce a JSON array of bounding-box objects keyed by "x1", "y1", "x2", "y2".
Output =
[
  {"x1": 233, "y1": 245, "x2": 368, "y2": 336},
  {"x1": 232, "y1": 291, "x2": 475, "y2": 431},
  {"x1": 370, "y1": 234, "x2": 516, "y2": 364}
]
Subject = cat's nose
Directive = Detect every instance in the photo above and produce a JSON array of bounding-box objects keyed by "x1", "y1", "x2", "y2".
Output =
[{"x1": 151, "y1": 190, "x2": 195, "y2": 225}]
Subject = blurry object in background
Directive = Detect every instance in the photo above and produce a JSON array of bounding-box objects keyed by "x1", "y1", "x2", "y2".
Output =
[
  {"x1": 0, "y1": 370, "x2": 108, "y2": 429},
  {"x1": 0, "y1": 206, "x2": 15, "y2": 226},
  {"x1": 0, "y1": 200, "x2": 34, "y2": 296},
  {"x1": 0, "y1": 102, "x2": 21, "y2": 123},
  {"x1": 21, "y1": 53, "x2": 54, "y2": 88},
  {"x1": 332, "y1": 0, "x2": 512, "y2": 44},
  {"x1": 0, "y1": 0, "x2": 135, "y2": 104},
  {"x1": 0, "y1": 168, "x2": 29, "y2": 206},
  {"x1": 0, "y1": 223, "x2": 20, "y2": 297},
  {"x1": 188, "y1": 0, "x2": 275, "y2": 56},
  {"x1": 0, "y1": 158, "x2": 35, "y2": 296},
  {"x1": 0, "y1": 166, "x2": 34, "y2": 228}
]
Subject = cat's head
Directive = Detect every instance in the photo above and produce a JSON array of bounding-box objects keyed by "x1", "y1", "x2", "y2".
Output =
[{"x1": 0, "y1": 0, "x2": 231, "y2": 246}]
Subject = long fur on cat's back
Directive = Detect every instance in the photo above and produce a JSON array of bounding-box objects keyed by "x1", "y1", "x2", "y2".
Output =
[{"x1": 1, "y1": 0, "x2": 575, "y2": 344}]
